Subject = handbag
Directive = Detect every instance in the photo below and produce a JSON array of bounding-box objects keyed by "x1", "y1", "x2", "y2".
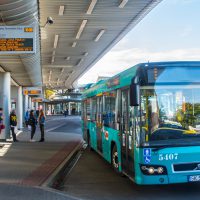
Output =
[
  {"x1": 0, "y1": 124, "x2": 5, "y2": 129},
  {"x1": 0, "y1": 124, "x2": 5, "y2": 134}
]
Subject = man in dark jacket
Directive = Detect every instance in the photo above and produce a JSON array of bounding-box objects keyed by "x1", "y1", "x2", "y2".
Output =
[
  {"x1": 29, "y1": 110, "x2": 37, "y2": 142},
  {"x1": 10, "y1": 110, "x2": 18, "y2": 142}
]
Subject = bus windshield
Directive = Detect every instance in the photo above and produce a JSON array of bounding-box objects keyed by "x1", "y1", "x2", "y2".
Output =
[{"x1": 140, "y1": 85, "x2": 200, "y2": 146}]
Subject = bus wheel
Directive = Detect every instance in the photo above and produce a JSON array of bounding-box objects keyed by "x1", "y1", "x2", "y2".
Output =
[{"x1": 112, "y1": 145, "x2": 119, "y2": 173}]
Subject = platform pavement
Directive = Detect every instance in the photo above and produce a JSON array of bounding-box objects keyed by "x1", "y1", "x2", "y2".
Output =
[{"x1": 0, "y1": 116, "x2": 83, "y2": 200}]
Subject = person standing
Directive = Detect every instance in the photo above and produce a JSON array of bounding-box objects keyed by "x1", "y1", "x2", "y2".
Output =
[
  {"x1": 10, "y1": 110, "x2": 18, "y2": 142},
  {"x1": 64, "y1": 109, "x2": 67, "y2": 117},
  {"x1": 38, "y1": 109, "x2": 46, "y2": 142},
  {"x1": 29, "y1": 110, "x2": 37, "y2": 142}
]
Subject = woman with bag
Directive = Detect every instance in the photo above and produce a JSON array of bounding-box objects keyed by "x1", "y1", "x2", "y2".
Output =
[
  {"x1": 29, "y1": 110, "x2": 37, "y2": 142},
  {"x1": 38, "y1": 109, "x2": 46, "y2": 142}
]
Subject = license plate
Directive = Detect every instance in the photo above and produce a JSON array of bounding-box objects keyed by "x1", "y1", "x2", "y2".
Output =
[{"x1": 188, "y1": 175, "x2": 200, "y2": 182}]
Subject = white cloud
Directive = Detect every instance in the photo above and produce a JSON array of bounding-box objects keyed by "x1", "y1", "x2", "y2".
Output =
[{"x1": 78, "y1": 48, "x2": 200, "y2": 85}]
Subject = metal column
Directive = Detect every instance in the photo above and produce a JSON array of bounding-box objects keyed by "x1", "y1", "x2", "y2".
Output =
[
  {"x1": 0, "y1": 72, "x2": 11, "y2": 139},
  {"x1": 17, "y1": 86, "x2": 23, "y2": 129},
  {"x1": 28, "y1": 97, "x2": 32, "y2": 110}
]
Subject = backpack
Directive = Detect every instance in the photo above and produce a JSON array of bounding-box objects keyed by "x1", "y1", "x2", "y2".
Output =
[{"x1": 28, "y1": 117, "x2": 35, "y2": 126}]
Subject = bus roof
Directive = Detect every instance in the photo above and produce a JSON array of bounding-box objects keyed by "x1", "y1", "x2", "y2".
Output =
[
  {"x1": 82, "y1": 61, "x2": 200, "y2": 99},
  {"x1": 141, "y1": 61, "x2": 200, "y2": 68}
]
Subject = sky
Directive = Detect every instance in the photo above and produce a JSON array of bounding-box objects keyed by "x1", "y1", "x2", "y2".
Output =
[{"x1": 78, "y1": 0, "x2": 200, "y2": 85}]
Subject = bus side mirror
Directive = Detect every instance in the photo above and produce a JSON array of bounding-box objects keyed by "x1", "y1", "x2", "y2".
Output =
[{"x1": 130, "y1": 84, "x2": 140, "y2": 106}]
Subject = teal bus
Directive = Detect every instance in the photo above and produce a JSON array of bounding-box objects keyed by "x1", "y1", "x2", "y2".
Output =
[{"x1": 81, "y1": 61, "x2": 200, "y2": 185}]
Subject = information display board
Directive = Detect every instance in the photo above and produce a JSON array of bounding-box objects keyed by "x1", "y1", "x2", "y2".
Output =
[
  {"x1": 32, "y1": 98, "x2": 43, "y2": 103},
  {"x1": 0, "y1": 26, "x2": 36, "y2": 54},
  {"x1": 23, "y1": 87, "x2": 42, "y2": 96}
]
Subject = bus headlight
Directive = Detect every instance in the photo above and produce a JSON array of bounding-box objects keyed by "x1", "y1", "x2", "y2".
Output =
[
  {"x1": 148, "y1": 167, "x2": 155, "y2": 174},
  {"x1": 140, "y1": 164, "x2": 167, "y2": 175},
  {"x1": 157, "y1": 167, "x2": 164, "y2": 174}
]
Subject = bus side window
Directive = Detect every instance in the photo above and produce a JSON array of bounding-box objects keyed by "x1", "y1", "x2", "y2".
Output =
[
  {"x1": 103, "y1": 91, "x2": 117, "y2": 128},
  {"x1": 91, "y1": 98, "x2": 97, "y2": 121},
  {"x1": 97, "y1": 97, "x2": 103, "y2": 125},
  {"x1": 86, "y1": 99, "x2": 91, "y2": 120}
]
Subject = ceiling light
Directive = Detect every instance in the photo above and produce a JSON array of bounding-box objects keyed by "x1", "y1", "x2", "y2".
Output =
[
  {"x1": 49, "y1": 71, "x2": 52, "y2": 81},
  {"x1": 94, "y1": 29, "x2": 105, "y2": 42},
  {"x1": 72, "y1": 42, "x2": 77, "y2": 47},
  {"x1": 119, "y1": 0, "x2": 128, "y2": 8},
  {"x1": 65, "y1": 56, "x2": 71, "y2": 60},
  {"x1": 53, "y1": 34, "x2": 59, "y2": 48},
  {"x1": 86, "y1": 0, "x2": 97, "y2": 14},
  {"x1": 51, "y1": 56, "x2": 55, "y2": 63},
  {"x1": 76, "y1": 19, "x2": 87, "y2": 39},
  {"x1": 59, "y1": 5, "x2": 65, "y2": 16},
  {"x1": 83, "y1": 52, "x2": 88, "y2": 56}
]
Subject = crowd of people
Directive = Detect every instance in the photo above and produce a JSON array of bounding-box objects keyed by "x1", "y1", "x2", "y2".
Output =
[{"x1": 0, "y1": 107, "x2": 46, "y2": 142}]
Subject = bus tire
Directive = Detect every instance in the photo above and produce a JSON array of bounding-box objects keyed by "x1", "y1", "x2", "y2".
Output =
[{"x1": 112, "y1": 145, "x2": 119, "y2": 173}]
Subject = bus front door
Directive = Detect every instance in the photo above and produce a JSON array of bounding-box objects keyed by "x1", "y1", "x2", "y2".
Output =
[
  {"x1": 121, "y1": 89, "x2": 134, "y2": 177},
  {"x1": 97, "y1": 97, "x2": 103, "y2": 152}
]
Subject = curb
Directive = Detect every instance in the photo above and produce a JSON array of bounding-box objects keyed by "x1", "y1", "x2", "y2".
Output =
[{"x1": 41, "y1": 141, "x2": 84, "y2": 188}]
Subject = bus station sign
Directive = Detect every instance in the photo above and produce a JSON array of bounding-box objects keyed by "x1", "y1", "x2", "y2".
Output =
[
  {"x1": 23, "y1": 87, "x2": 42, "y2": 96},
  {"x1": 0, "y1": 26, "x2": 36, "y2": 54},
  {"x1": 32, "y1": 98, "x2": 43, "y2": 103}
]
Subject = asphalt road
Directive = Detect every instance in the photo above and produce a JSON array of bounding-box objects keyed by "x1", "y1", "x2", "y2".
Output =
[
  {"x1": 60, "y1": 148, "x2": 200, "y2": 200},
  {"x1": 20, "y1": 115, "x2": 83, "y2": 142},
  {"x1": 49, "y1": 116, "x2": 82, "y2": 134}
]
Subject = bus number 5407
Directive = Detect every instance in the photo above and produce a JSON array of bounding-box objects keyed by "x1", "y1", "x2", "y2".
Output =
[{"x1": 159, "y1": 153, "x2": 178, "y2": 161}]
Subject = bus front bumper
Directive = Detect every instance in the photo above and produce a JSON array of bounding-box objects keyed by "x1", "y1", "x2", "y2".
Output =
[{"x1": 136, "y1": 173, "x2": 200, "y2": 185}]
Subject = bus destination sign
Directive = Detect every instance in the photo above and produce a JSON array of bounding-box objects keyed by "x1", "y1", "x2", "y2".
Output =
[{"x1": 0, "y1": 26, "x2": 36, "y2": 54}]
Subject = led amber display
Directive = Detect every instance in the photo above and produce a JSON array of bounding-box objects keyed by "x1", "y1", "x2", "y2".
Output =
[
  {"x1": 0, "y1": 38, "x2": 33, "y2": 51},
  {"x1": 24, "y1": 27, "x2": 33, "y2": 32}
]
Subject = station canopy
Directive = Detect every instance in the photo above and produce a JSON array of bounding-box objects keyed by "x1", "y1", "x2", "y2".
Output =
[{"x1": 0, "y1": 0, "x2": 161, "y2": 88}]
